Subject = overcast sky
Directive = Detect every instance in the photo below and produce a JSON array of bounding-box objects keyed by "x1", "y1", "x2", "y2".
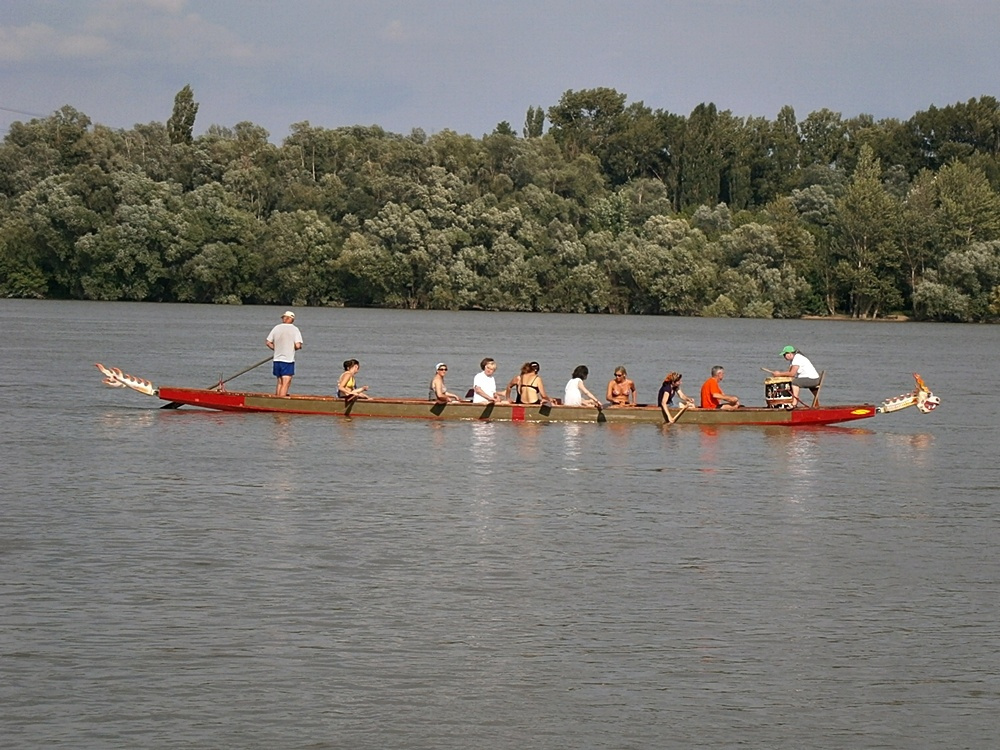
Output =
[{"x1": 2, "y1": 0, "x2": 998, "y2": 141}]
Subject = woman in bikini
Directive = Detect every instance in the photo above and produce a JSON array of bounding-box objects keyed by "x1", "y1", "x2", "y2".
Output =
[
  {"x1": 429, "y1": 362, "x2": 461, "y2": 403},
  {"x1": 606, "y1": 366, "x2": 637, "y2": 406},
  {"x1": 338, "y1": 359, "x2": 371, "y2": 400},
  {"x1": 513, "y1": 361, "x2": 552, "y2": 405}
]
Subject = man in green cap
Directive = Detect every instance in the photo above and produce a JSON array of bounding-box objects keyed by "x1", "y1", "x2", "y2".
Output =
[{"x1": 767, "y1": 345, "x2": 821, "y2": 405}]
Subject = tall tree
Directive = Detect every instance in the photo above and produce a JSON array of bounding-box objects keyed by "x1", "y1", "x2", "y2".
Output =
[
  {"x1": 932, "y1": 160, "x2": 1000, "y2": 252},
  {"x1": 523, "y1": 106, "x2": 545, "y2": 139},
  {"x1": 167, "y1": 85, "x2": 199, "y2": 146},
  {"x1": 678, "y1": 103, "x2": 725, "y2": 208},
  {"x1": 547, "y1": 87, "x2": 627, "y2": 161},
  {"x1": 799, "y1": 108, "x2": 848, "y2": 168},
  {"x1": 832, "y1": 145, "x2": 902, "y2": 317},
  {"x1": 909, "y1": 96, "x2": 1000, "y2": 171}
]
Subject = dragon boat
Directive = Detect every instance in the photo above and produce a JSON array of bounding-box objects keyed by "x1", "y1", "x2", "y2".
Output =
[{"x1": 95, "y1": 364, "x2": 939, "y2": 427}]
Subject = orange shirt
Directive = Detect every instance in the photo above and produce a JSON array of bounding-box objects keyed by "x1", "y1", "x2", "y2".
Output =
[{"x1": 700, "y1": 377, "x2": 724, "y2": 408}]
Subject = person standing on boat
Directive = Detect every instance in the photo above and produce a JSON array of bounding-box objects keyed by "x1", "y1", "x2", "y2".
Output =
[
  {"x1": 266, "y1": 310, "x2": 303, "y2": 397},
  {"x1": 429, "y1": 363, "x2": 461, "y2": 403},
  {"x1": 700, "y1": 366, "x2": 741, "y2": 410},
  {"x1": 767, "y1": 345, "x2": 821, "y2": 404},
  {"x1": 472, "y1": 358, "x2": 505, "y2": 404},
  {"x1": 564, "y1": 365, "x2": 602, "y2": 408}
]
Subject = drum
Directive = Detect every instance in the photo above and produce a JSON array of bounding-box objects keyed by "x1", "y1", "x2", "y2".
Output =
[{"x1": 764, "y1": 376, "x2": 794, "y2": 409}]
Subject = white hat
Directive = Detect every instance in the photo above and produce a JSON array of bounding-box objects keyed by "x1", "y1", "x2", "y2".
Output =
[
  {"x1": 282, "y1": 310, "x2": 295, "y2": 319},
  {"x1": 435, "y1": 363, "x2": 447, "y2": 370}
]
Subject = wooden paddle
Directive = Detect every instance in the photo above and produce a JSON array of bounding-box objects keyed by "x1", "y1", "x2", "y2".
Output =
[
  {"x1": 160, "y1": 356, "x2": 272, "y2": 409},
  {"x1": 662, "y1": 402, "x2": 690, "y2": 425}
]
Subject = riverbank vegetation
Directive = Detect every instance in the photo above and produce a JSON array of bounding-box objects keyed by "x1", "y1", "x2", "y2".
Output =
[{"x1": 2, "y1": 86, "x2": 999, "y2": 321}]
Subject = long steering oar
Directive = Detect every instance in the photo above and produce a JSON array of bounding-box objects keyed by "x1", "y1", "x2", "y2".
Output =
[{"x1": 160, "y1": 356, "x2": 272, "y2": 409}]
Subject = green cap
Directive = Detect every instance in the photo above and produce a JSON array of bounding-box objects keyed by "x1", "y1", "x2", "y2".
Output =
[{"x1": 781, "y1": 345, "x2": 796, "y2": 355}]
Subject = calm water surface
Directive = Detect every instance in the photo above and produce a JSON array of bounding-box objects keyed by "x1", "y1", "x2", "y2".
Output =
[{"x1": 2, "y1": 300, "x2": 998, "y2": 749}]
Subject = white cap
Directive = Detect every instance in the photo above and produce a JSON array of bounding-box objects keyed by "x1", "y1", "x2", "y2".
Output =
[{"x1": 282, "y1": 310, "x2": 295, "y2": 319}]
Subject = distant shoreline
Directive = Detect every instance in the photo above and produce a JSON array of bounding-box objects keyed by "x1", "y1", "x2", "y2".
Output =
[{"x1": 801, "y1": 314, "x2": 911, "y2": 322}]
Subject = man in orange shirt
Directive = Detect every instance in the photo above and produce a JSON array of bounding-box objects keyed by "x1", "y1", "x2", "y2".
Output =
[{"x1": 700, "y1": 365, "x2": 741, "y2": 410}]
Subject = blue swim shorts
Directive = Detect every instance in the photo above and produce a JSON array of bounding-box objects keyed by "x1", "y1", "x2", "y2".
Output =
[{"x1": 273, "y1": 361, "x2": 295, "y2": 378}]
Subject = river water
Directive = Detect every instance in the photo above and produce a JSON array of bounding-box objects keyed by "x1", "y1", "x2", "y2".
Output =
[{"x1": 2, "y1": 300, "x2": 998, "y2": 749}]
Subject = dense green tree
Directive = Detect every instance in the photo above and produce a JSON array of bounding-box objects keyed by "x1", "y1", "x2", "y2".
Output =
[
  {"x1": 690, "y1": 203, "x2": 732, "y2": 239},
  {"x1": 897, "y1": 169, "x2": 943, "y2": 311},
  {"x1": 120, "y1": 122, "x2": 173, "y2": 182},
  {"x1": 831, "y1": 145, "x2": 903, "y2": 317},
  {"x1": 4, "y1": 87, "x2": 1000, "y2": 319},
  {"x1": 338, "y1": 231, "x2": 410, "y2": 307},
  {"x1": 257, "y1": 210, "x2": 342, "y2": 306},
  {"x1": 616, "y1": 178, "x2": 672, "y2": 226},
  {"x1": 766, "y1": 106, "x2": 802, "y2": 197},
  {"x1": 523, "y1": 106, "x2": 545, "y2": 139},
  {"x1": 933, "y1": 160, "x2": 1000, "y2": 251},
  {"x1": 172, "y1": 183, "x2": 262, "y2": 302},
  {"x1": 493, "y1": 121, "x2": 515, "y2": 138},
  {"x1": 678, "y1": 103, "x2": 725, "y2": 208},
  {"x1": 914, "y1": 241, "x2": 1000, "y2": 321},
  {"x1": 799, "y1": 108, "x2": 848, "y2": 168},
  {"x1": 630, "y1": 216, "x2": 718, "y2": 315},
  {"x1": 713, "y1": 223, "x2": 812, "y2": 317},
  {"x1": 602, "y1": 102, "x2": 674, "y2": 187},
  {"x1": 15, "y1": 167, "x2": 113, "y2": 297},
  {"x1": 0, "y1": 217, "x2": 48, "y2": 297},
  {"x1": 909, "y1": 96, "x2": 1000, "y2": 172},
  {"x1": 1, "y1": 107, "x2": 94, "y2": 194},
  {"x1": 167, "y1": 85, "x2": 199, "y2": 146},
  {"x1": 74, "y1": 171, "x2": 182, "y2": 300},
  {"x1": 717, "y1": 112, "x2": 754, "y2": 209},
  {"x1": 547, "y1": 87, "x2": 628, "y2": 161}
]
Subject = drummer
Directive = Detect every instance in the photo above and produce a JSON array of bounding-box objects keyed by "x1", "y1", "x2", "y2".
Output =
[{"x1": 766, "y1": 345, "x2": 821, "y2": 404}]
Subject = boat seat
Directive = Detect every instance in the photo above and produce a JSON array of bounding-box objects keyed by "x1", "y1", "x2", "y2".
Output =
[{"x1": 810, "y1": 371, "x2": 825, "y2": 407}]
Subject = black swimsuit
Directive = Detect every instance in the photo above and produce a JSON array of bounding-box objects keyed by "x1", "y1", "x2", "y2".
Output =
[{"x1": 517, "y1": 376, "x2": 540, "y2": 404}]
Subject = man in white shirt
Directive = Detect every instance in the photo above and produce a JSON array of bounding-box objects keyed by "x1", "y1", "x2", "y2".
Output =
[
  {"x1": 472, "y1": 358, "x2": 505, "y2": 404},
  {"x1": 768, "y1": 345, "x2": 820, "y2": 404},
  {"x1": 266, "y1": 310, "x2": 303, "y2": 396}
]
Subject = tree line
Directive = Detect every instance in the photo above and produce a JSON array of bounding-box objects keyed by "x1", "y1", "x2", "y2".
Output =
[{"x1": 2, "y1": 85, "x2": 999, "y2": 321}]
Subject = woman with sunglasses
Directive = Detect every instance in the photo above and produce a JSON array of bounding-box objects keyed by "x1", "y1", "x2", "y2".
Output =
[
  {"x1": 429, "y1": 363, "x2": 461, "y2": 403},
  {"x1": 606, "y1": 366, "x2": 637, "y2": 406}
]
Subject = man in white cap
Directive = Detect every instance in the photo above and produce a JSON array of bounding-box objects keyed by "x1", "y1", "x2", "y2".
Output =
[{"x1": 266, "y1": 310, "x2": 303, "y2": 396}]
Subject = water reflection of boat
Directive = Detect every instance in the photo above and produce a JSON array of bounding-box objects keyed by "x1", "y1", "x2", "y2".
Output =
[{"x1": 96, "y1": 364, "x2": 940, "y2": 428}]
